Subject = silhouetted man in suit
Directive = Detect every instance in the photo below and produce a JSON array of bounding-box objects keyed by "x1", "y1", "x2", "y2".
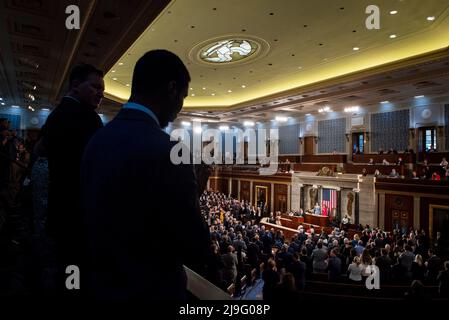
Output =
[
  {"x1": 81, "y1": 50, "x2": 210, "y2": 300},
  {"x1": 43, "y1": 64, "x2": 104, "y2": 286}
]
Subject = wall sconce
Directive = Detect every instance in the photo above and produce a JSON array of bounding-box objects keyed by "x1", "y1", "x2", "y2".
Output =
[
  {"x1": 409, "y1": 128, "x2": 415, "y2": 139},
  {"x1": 314, "y1": 136, "x2": 319, "y2": 144},
  {"x1": 345, "y1": 133, "x2": 350, "y2": 142}
]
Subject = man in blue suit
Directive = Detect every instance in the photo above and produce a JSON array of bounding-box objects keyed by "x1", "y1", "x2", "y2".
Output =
[{"x1": 81, "y1": 50, "x2": 210, "y2": 300}]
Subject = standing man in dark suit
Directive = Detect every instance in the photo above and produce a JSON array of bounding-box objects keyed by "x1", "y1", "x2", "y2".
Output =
[
  {"x1": 43, "y1": 64, "x2": 104, "y2": 287},
  {"x1": 81, "y1": 50, "x2": 210, "y2": 300}
]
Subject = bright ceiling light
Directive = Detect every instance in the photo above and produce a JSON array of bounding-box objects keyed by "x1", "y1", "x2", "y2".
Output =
[
  {"x1": 111, "y1": 70, "x2": 116, "y2": 73},
  {"x1": 389, "y1": 34, "x2": 397, "y2": 39},
  {"x1": 126, "y1": 84, "x2": 130, "y2": 87},
  {"x1": 11, "y1": 105, "x2": 20, "y2": 108},
  {"x1": 219, "y1": 125, "x2": 229, "y2": 131},
  {"x1": 344, "y1": 106, "x2": 360, "y2": 113},
  {"x1": 305, "y1": 113, "x2": 311, "y2": 116},
  {"x1": 1, "y1": 102, "x2": 5, "y2": 106},
  {"x1": 275, "y1": 116, "x2": 288, "y2": 122},
  {"x1": 227, "y1": 90, "x2": 232, "y2": 93},
  {"x1": 243, "y1": 121, "x2": 255, "y2": 127},
  {"x1": 181, "y1": 121, "x2": 191, "y2": 126},
  {"x1": 427, "y1": 16, "x2": 435, "y2": 21},
  {"x1": 191, "y1": 93, "x2": 195, "y2": 97},
  {"x1": 241, "y1": 85, "x2": 246, "y2": 88},
  {"x1": 319, "y1": 106, "x2": 332, "y2": 113},
  {"x1": 353, "y1": 47, "x2": 360, "y2": 51},
  {"x1": 381, "y1": 101, "x2": 390, "y2": 104},
  {"x1": 118, "y1": 62, "x2": 124, "y2": 65},
  {"x1": 112, "y1": 77, "x2": 117, "y2": 81},
  {"x1": 390, "y1": 10, "x2": 398, "y2": 15},
  {"x1": 414, "y1": 95, "x2": 425, "y2": 98},
  {"x1": 42, "y1": 108, "x2": 50, "y2": 111},
  {"x1": 194, "y1": 127, "x2": 203, "y2": 134},
  {"x1": 0, "y1": 98, "x2": 3, "y2": 101},
  {"x1": 211, "y1": 93, "x2": 215, "y2": 96},
  {"x1": 33, "y1": 85, "x2": 37, "y2": 90},
  {"x1": 202, "y1": 87, "x2": 206, "y2": 90}
]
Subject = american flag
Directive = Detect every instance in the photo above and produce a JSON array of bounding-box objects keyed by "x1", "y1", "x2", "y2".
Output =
[{"x1": 322, "y1": 188, "x2": 337, "y2": 212}]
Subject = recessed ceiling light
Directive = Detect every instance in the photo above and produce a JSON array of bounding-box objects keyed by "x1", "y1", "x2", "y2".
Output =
[
  {"x1": 228, "y1": 90, "x2": 232, "y2": 93},
  {"x1": 243, "y1": 121, "x2": 255, "y2": 127},
  {"x1": 298, "y1": 66, "x2": 303, "y2": 69},
  {"x1": 344, "y1": 106, "x2": 360, "y2": 113},
  {"x1": 42, "y1": 108, "x2": 50, "y2": 111},
  {"x1": 427, "y1": 16, "x2": 435, "y2": 21},
  {"x1": 0, "y1": 103, "x2": 5, "y2": 106},
  {"x1": 381, "y1": 101, "x2": 390, "y2": 104},
  {"x1": 126, "y1": 84, "x2": 130, "y2": 87},
  {"x1": 11, "y1": 105, "x2": 20, "y2": 108},
  {"x1": 191, "y1": 93, "x2": 195, "y2": 96},
  {"x1": 190, "y1": 87, "x2": 193, "y2": 90},
  {"x1": 0, "y1": 98, "x2": 3, "y2": 101},
  {"x1": 305, "y1": 113, "x2": 311, "y2": 116},
  {"x1": 389, "y1": 34, "x2": 397, "y2": 38},
  {"x1": 33, "y1": 85, "x2": 37, "y2": 90},
  {"x1": 219, "y1": 125, "x2": 229, "y2": 131},
  {"x1": 112, "y1": 77, "x2": 117, "y2": 81},
  {"x1": 353, "y1": 47, "x2": 360, "y2": 51},
  {"x1": 118, "y1": 62, "x2": 124, "y2": 65},
  {"x1": 241, "y1": 85, "x2": 246, "y2": 88},
  {"x1": 202, "y1": 87, "x2": 206, "y2": 90},
  {"x1": 414, "y1": 95, "x2": 425, "y2": 98},
  {"x1": 211, "y1": 93, "x2": 215, "y2": 96},
  {"x1": 390, "y1": 10, "x2": 398, "y2": 15},
  {"x1": 111, "y1": 70, "x2": 116, "y2": 73}
]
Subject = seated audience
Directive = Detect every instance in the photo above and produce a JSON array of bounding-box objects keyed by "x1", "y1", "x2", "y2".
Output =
[
  {"x1": 441, "y1": 157, "x2": 448, "y2": 168},
  {"x1": 368, "y1": 158, "x2": 374, "y2": 165},
  {"x1": 374, "y1": 169, "x2": 381, "y2": 177},
  {"x1": 389, "y1": 169, "x2": 399, "y2": 178},
  {"x1": 431, "y1": 172, "x2": 441, "y2": 181},
  {"x1": 396, "y1": 157, "x2": 403, "y2": 165},
  {"x1": 382, "y1": 159, "x2": 390, "y2": 165}
]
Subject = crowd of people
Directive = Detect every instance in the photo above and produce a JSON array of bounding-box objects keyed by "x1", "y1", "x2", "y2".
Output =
[{"x1": 200, "y1": 191, "x2": 449, "y2": 301}]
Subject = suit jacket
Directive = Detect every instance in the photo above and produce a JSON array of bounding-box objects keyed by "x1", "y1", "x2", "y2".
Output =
[
  {"x1": 43, "y1": 96, "x2": 103, "y2": 262},
  {"x1": 80, "y1": 108, "x2": 210, "y2": 300}
]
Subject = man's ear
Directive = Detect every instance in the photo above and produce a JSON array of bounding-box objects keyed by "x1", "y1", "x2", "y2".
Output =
[{"x1": 167, "y1": 80, "x2": 177, "y2": 94}]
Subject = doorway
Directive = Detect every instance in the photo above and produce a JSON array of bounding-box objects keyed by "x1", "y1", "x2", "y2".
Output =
[
  {"x1": 304, "y1": 136, "x2": 314, "y2": 155},
  {"x1": 352, "y1": 132, "x2": 365, "y2": 154},
  {"x1": 418, "y1": 126, "x2": 437, "y2": 152}
]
